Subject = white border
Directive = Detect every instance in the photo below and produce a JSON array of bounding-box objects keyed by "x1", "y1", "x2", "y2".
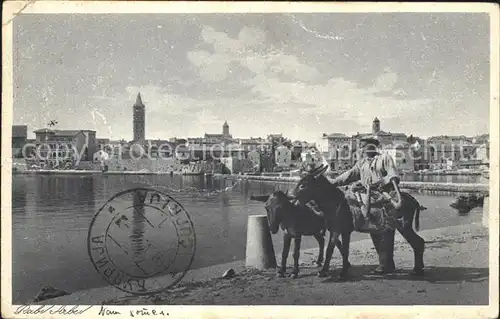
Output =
[{"x1": 2, "y1": 2, "x2": 499, "y2": 318}]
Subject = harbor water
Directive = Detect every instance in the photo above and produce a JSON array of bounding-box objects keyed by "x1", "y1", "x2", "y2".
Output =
[{"x1": 12, "y1": 174, "x2": 486, "y2": 303}]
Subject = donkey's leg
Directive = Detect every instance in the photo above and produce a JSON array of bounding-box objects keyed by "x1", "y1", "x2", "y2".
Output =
[
  {"x1": 339, "y1": 231, "x2": 352, "y2": 279},
  {"x1": 313, "y1": 233, "x2": 325, "y2": 267},
  {"x1": 334, "y1": 238, "x2": 352, "y2": 268},
  {"x1": 317, "y1": 231, "x2": 340, "y2": 277},
  {"x1": 278, "y1": 232, "x2": 292, "y2": 278},
  {"x1": 397, "y1": 225, "x2": 425, "y2": 276},
  {"x1": 291, "y1": 236, "x2": 302, "y2": 279}
]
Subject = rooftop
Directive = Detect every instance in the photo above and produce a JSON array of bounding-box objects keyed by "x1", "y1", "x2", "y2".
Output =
[
  {"x1": 134, "y1": 92, "x2": 144, "y2": 107},
  {"x1": 323, "y1": 133, "x2": 348, "y2": 138},
  {"x1": 33, "y1": 129, "x2": 96, "y2": 136},
  {"x1": 205, "y1": 133, "x2": 229, "y2": 138}
]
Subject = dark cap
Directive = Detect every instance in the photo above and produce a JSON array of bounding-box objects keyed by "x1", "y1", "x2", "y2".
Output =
[{"x1": 360, "y1": 135, "x2": 380, "y2": 147}]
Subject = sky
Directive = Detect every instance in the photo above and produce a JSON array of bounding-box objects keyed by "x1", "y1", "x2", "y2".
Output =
[{"x1": 13, "y1": 13, "x2": 490, "y2": 143}]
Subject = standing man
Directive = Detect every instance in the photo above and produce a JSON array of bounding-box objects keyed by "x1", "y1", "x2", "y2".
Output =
[{"x1": 329, "y1": 135, "x2": 403, "y2": 274}]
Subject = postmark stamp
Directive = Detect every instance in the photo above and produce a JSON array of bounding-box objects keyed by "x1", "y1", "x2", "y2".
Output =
[{"x1": 87, "y1": 187, "x2": 196, "y2": 295}]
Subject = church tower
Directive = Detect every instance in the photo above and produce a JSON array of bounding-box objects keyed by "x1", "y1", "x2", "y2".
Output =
[
  {"x1": 133, "y1": 93, "x2": 145, "y2": 141},
  {"x1": 223, "y1": 121, "x2": 229, "y2": 136},
  {"x1": 372, "y1": 117, "x2": 380, "y2": 135}
]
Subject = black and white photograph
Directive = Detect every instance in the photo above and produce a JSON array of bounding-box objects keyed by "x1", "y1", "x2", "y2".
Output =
[{"x1": 2, "y1": 1, "x2": 499, "y2": 318}]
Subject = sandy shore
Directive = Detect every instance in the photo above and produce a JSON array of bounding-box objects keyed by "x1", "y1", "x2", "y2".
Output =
[
  {"x1": 104, "y1": 223, "x2": 489, "y2": 306},
  {"x1": 38, "y1": 223, "x2": 490, "y2": 306}
]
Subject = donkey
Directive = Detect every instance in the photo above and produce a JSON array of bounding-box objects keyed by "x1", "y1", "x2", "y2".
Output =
[
  {"x1": 289, "y1": 164, "x2": 426, "y2": 279},
  {"x1": 250, "y1": 192, "x2": 348, "y2": 278}
]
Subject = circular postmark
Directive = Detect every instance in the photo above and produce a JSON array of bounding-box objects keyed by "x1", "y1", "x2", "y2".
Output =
[{"x1": 87, "y1": 187, "x2": 196, "y2": 295}]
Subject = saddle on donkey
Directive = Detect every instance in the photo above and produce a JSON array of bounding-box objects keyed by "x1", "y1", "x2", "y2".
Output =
[{"x1": 342, "y1": 181, "x2": 403, "y2": 232}]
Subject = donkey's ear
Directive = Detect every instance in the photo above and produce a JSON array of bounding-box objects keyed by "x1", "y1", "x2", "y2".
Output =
[{"x1": 314, "y1": 164, "x2": 329, "y2": 178}]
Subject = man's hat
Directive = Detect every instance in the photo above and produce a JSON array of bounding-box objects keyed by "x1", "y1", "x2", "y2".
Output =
[{"x1": 360, "y1": 135, "x2": 380, "y2": 147}]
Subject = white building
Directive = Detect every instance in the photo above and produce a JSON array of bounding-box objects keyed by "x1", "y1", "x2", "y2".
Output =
[
  {"x1": 381, "y1": 144, "x2": 414, "y2": 171},
  {"x1": 275, "y1": 145, "x2": 292, "y2": 168},
  {"x1": 93, "y1": 150, "x2": 110, "y2": 162},
  {"x1": 221, "y1": 156, "x2": 255, "y2": 174},
  {"x1": 475, "y1": 144, "x2": 490, "y2": 163},
  {"x1": 321, "y1": 133, "x2": 354, "y2": 169},
  {"x1": 247, "y1": 150, "x2": 261, "y2": 170},
  {"x1": 300, "y1": 149, "x2": 322, "y2": 167}
]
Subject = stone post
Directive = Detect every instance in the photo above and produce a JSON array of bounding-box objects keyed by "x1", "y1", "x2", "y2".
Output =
[{"x1": 245, "y1": 215, "x2": 277, "y2": 270}]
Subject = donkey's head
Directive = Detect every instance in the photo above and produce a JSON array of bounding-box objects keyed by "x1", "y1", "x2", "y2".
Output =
[
  {"x1": 264, "y1": 190, "x2": 290, "y2": 234},
  {"x1": 290, "y1": 164, "x2": 330, "y2": 205}
]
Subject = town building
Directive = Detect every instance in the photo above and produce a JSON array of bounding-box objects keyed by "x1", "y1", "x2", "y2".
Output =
[
  {"x1": 247, "y1": 150, "x2": 261, "y2": 171},
  {"x1": 352, "y1": 118, "x2": 408, "y2": 149},
  {"x1": 291, "y1": 140, "x2": 317, "y2": 160},
  {"x1": 275, "y1": 145, "x2": 292, "y2": 168},
  {"x1": 132, "y1": 93, "x2": 146, "y2": 142},
  {"x1": 223, "y1": 120, "x2": 230, "y2": 136},
  {"x1": 300, "y1": 149, "x2": 323, "y2": 168},
  {"x1": 427, "y1": 135, "x2": 473, "y2": 145},
  {"x1": 267, "y1": 134, "x2": 283, "y2": 141},
  {"x1": 96, "y1": 138, "x2": 110, "y2": 149},
  {"x1": 32, "y1": 128, "x2": 97, "y2": 166},
  {"x1": 474, "y1": 144, "x2": 490, "y2": 164},
  {"x1": 12, "y1": 125, "x2": 28, "y2": 158},
  {"x1": 93, "y1": 150, "x2": 110, "y2": 162},
  {"x1": 423, "y1": 137, "x2": 478, "y2": 166},
  {"x1": 381, "y1": 143, "x2": 414, "y2": 171},
  {"x1": 221, "y1": 156, "x2": 255, "y2": 174},
  {"x1": 346, "y1": 117, "x2": 411, "y2": 168},
  {"x1": 145, "y1": 139, "x2": 174, "y2": 158},
  {"x1": 203, "y1": 121, "x2": 233, "y2": 144},
  {"x1": 174, "y1": 144, "x2": 191, "y2": 163},
  {"x1": 321, "y1": 133, "x2": 353, "y2": 170},
  {"x1": 472, "y1": 134, "x2": 489, "y2": 145},
  {"x1": 239, "y1": 137, "x2": 272, "y2": 152}
]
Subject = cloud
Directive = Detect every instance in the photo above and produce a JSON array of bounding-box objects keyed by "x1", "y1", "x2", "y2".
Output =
[
  {"x1": 374, "y1": 71, "x2": 398, "y2": 92},
  {"x1": 187, "y1": 50, "x2": 231, "y2": 82},
  {"x1": 185, "y1": 25, "x2": 433, "y2": 130},
  {"x1": 249, "y1": 74, "x2": 433, "y2": 128},
  {"x1": 188, "y1": 25, "x2": 320, "y2": 83}
]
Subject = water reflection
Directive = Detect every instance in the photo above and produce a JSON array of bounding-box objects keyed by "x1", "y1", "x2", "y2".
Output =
[
  {"x1": 31, "y1": 175, "x2": 95, "y2": 208},
  {"x1": 206, "y1": 175, "x2": 213, "y2": 191},
  {"x1": 130, "y1": 190, "x2": 146, "y2": 262},
  {"x1": 220, "y1": 193, "x2": 230, "y2": 238},
  {"x1": 12, "y1": 176, "x2": 28, "y2": 210},
  {"x1": 184, "y1": 176, "x2": 206, "y2": 190}
]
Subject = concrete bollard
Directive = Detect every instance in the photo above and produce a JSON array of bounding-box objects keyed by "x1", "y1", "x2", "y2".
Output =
[
  {"x1": 245, "y1": 215, "x2": 277, "y2": 270},
  {"x1": 482, "y1": 196, "x2": 490, "y2": 228}
]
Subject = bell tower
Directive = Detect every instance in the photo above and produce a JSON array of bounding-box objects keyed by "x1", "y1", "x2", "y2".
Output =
[
  {"x1": 223, "y1": 121, "x2": 229, "y2": 136},
  {"x1": 372, "y1": 117, "x2": 380, "y2": 135},
  {"x1": 133, "y1": 93, "x2": 145, "y2": 141}
]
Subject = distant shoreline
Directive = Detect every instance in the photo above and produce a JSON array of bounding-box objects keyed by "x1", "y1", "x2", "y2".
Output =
[
  {"x1": 12, "y1": 169, "x2": 485, "y2": 176},
  {"x1": 232, "y1": 174, "x2": 489, "y2": 195},
  {"x1": 12, "y1": 169, "x2": 488, "y2": 194}
]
